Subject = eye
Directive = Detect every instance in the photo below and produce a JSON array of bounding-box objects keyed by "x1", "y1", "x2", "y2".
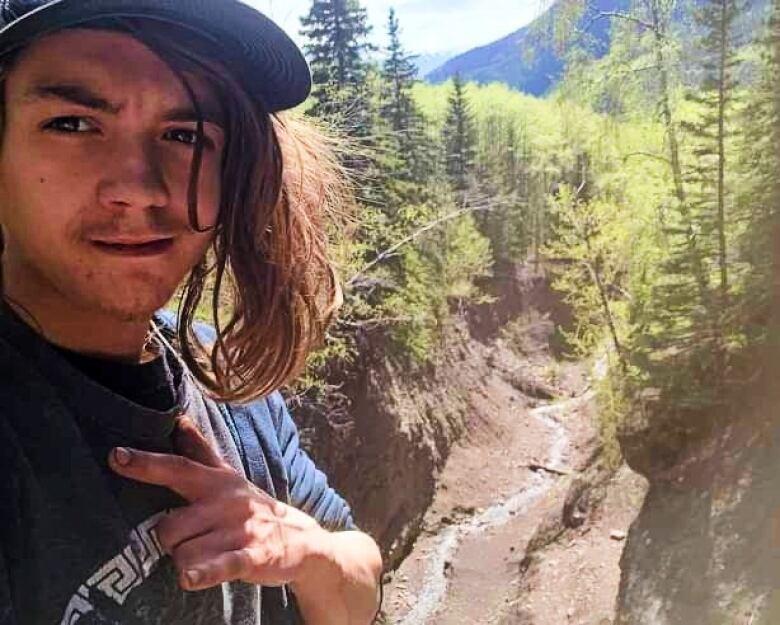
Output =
[
  {"x1": 164, "y1": 128, "x2": 214, "y2": 149},
  {"x1": 42, "y1": 116, "x2": 97, "y2": 134}
]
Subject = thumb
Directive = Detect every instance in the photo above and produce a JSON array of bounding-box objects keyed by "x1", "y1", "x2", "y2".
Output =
[{"x1": 173, "y1": 415, "x2": 225, "y2": 468}]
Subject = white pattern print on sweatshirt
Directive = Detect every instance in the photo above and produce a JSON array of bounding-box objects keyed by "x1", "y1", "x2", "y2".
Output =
[{"x1": 58, "y1": 511, "x2": 169, "y2": 625}]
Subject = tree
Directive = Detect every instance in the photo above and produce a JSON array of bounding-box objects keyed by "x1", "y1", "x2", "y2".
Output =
[
  {"x1": 379, "y1": 9, "x2": 434, "y2": 187},
  {"x1": 442, "y1": 74, "x2": 477, "y2": 195},
  {"x1": 546, "y1": 184, "x2": 628, "y2": 370},
  {"x1": 381, "y1": 9, "x2": 417, "y2": 134},
  {"x1": 736, "y1": 0, "x2": 780, "y2": 355},
  {"x1": 300, "y1": 0, "x2": 374, "y2": 130},
  {"x1": 685, "y1": 0, "x2": 744, "y2": 302}
]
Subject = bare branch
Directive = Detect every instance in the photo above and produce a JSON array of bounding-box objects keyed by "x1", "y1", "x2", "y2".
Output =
[
  {"x1": 338, "y1": 316, "x2": 416, "y2": 329},
  {"x1": 592, "y1": 10, "x2": 659, "y2": 33},
  {"x1": 346, "y1": 203, "x2": 494, "y2": 288},
  {"x1": 624, "y1": 151, "x2": 672, "y2": 165}
]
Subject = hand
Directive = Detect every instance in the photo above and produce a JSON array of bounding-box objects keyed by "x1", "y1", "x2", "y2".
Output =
[{"x1": 108, "y1": 415, "x2": 332, "y2": 592}]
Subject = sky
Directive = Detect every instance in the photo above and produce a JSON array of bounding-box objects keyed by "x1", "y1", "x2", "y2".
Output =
[{"x1": 246, "y1": 0, "x2": 552, "y2": 56}]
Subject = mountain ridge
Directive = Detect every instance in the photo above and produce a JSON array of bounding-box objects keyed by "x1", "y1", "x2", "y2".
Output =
[{"x1": 422, "y1": 0, "x2": 628, "y2": 95}]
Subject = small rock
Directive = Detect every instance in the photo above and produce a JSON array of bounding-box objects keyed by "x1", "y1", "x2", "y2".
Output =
[
  {"x1": 443, "y1": 560, "x2": 453, "y2": 575},
  {"x1": 453, "y1": 505, "x2": 476, "y2": 516},
  {"x1": 610, "y1": 530, "x2": 627, "y2": 541}
]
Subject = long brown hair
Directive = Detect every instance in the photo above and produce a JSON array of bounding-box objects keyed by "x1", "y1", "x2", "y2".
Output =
[
  {"x1": 132, "y1": 19, "x2": 350, "y2": 403},
  {"x1": 3, "y1": 18, "x2": 350, "y2": 403}
]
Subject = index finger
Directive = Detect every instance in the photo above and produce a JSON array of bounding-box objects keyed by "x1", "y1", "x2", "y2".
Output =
[
  {"x1": 108, "y1": 447, "x2": 227, "y2": 502},
  {"x1": 173, "y1": 416, "x2": 227, "y2": 469}
]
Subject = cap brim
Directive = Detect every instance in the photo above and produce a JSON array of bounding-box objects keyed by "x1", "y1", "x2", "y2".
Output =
[{"x1": 0, "y1": 0, "x2": 311, "y2": 112}]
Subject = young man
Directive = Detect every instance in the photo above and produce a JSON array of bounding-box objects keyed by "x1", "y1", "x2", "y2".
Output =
[{"x1": 0, "y1": 1, "x2": 382, "y2": 624}]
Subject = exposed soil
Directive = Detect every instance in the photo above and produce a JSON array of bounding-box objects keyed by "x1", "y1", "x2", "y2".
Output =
[
  {"x1": 509, "y1": 465, "x2": 648, "y2": 625},
  {"x1": 296, "y1": 265, "x2": 649, "y2": 623},
  {"x1": 381, "y1": 320, "x2": 648, "y2": 625},
  {"x1": 295, "y1": 266, "x2": 580, "y2": 572}
]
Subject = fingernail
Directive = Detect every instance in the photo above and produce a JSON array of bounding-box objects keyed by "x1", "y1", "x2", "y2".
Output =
[
  {"x1": 114, "y1": 447, "x2": 132, "y2": 466},
  {"x1": 185, "y1": 569, "x2": 201, "y2": 587}
]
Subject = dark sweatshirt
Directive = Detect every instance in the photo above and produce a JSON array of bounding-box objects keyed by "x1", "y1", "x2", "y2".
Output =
[{"x1": 0, "y1": 305, "x2": 355, "y2": 625}]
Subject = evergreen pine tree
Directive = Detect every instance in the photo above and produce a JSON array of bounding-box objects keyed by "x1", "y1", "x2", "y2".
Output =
[
  {"x1": 300, "y1": 0, "x2": 374, "y2": 132},
  {"x1": 442, "y1": 74, "x2": 477, "y2": 195},
  {"x1": 379, "y1": 9, "x2": 434, "y2": 187},
  {"x1": 685, "y1": 0, "x2": 744, "y2": 302},
  {"x1": 381, "y1": 9, "x2": 417, "y2": 134},
  {"x1": 737, "y1": 0, "x2": 780, "y2": 353}
]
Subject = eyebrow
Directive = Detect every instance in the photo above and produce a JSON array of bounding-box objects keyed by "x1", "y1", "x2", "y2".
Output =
[
  {"x1": 22, "y1": 83, "x2": 224, "y2": 125},
  {"x1": 24, "y1": 83, "x2": 120, "y2": 114}
]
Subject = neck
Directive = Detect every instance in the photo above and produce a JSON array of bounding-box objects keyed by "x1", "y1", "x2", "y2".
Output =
[{"x1": 3, "y1": 275, "x2": 152, "y2": 364}]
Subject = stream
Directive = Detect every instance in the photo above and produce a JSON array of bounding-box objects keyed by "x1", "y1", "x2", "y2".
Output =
[{"x1": 394, "y1": 390, "x2": 595, "y2": 625}]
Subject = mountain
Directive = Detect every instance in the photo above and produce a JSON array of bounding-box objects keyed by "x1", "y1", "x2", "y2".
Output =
[
  {"x1": 414, "y1": 51, "x2": 461, "y2": 79},
  {"x1": 424, "y1": 0, "x2": 625, "y2": 95},
  {"x1": 425, "y1": 0, "x2": 770, "y2": 95}
]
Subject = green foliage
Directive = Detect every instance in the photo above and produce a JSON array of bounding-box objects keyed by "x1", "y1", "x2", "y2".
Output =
[
  {"x1": 539, "y1": 0, "x2": 777, "y2": 457},
  {"x1": 381, "y1": 9, "x2": 418, "y2": 134},
  {"x1": 378, "y1": 9, "x2": 436, "y2": 191},
  {"x1": 545, "y1": 186, "x2": 630, "y2": 363},
  {"x1": 300, "y1": 0, "x2": 375, "y2": 131},
  {"x1": 297, "y1": 2, "x2": 494, "y2": 373},
  {"x1": 296, "y1": 0, "x2": 779, "y2": 468},
  {"x1": 442, "y1": 74, "x2": 477, "y2": 193}
]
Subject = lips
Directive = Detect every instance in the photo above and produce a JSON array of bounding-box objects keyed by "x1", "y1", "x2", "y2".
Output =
[{"x1": 91, "y1": 238, "x2": 174, "y2": 257}]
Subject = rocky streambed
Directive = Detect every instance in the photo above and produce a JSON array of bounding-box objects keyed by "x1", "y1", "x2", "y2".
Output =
[{"x1": 392, "y1": 393, "x2": 581, "y2": 625}]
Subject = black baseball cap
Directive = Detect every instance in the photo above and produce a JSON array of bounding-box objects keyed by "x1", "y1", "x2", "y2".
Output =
[{"x1": 0, "y1": 0, "x2": 312, "y2": 112}]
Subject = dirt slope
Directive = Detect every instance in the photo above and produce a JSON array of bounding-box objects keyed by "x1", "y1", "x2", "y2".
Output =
[{"x1": 382, "y1": 328, "x2": 647, "y2": 624}]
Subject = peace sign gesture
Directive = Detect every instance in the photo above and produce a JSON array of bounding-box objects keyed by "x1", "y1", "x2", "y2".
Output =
[{"x1": 108, "y1": 415, "x2": 330, "y2": 592}]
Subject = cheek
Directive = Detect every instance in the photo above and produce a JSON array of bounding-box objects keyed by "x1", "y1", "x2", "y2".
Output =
[
  {"x1": 168, "y1": 153, "x2": 221, "y2": 228},
  {"x1": 197, "y1": 157, "x2": 222, "y2": 228},
  {"x1": 0, "y1": 152, "x2": 86, "y2": 243}
]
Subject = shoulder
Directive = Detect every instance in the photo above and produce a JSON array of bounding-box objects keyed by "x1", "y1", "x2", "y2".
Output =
[
  {"x1": 154, "y1": 309, "x2": 216, "y2": 344},
  {"x1": 155, "y1": 310, "x2": 292, "y2": 442}
]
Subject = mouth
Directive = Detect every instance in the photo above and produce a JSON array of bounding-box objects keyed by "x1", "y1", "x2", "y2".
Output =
[{"x1": 91, "y1": 238, "x2": 175, "y2": 257}]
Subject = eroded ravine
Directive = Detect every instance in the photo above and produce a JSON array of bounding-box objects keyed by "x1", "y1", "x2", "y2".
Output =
[{"x1": 391, "y1": 390, "x2": 595, "y2": 625}]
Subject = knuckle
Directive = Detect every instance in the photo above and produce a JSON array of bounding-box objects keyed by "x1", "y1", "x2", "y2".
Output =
[
  {"x1": 217, "y1": 462, "x2": 238, "y2": 475},
  {"x1": 238, "y1": 520, "x2": 256, "y2": 545},
  {"x1": 233, "y1": 548, "x2": 254, "y2": 575},
  {"x1": 232, "y1": 495, "x2": 256, "y2": 521},
  {"x1": 172, "y1": 543, "x2": 198, "y2": 571},
  {"x1": 172, "y1": 455, "x2": 192, "y2": 472}
]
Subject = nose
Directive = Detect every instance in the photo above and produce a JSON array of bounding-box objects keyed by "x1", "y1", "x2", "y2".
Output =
[{"x1": 97, "y1": 137, "x2": 170, "y2": 211}]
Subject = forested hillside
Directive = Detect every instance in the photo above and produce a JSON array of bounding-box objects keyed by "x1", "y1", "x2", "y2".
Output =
[
  {"x1": 298, "y1": 0, "x2": 776, "y2": 457},
  {"x1": 293, "y1": 1, "x2": 780, "y2": 617}
]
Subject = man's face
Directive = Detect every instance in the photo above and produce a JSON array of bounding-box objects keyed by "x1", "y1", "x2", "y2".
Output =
[{"x1": 0, "y1": 28, "x2": 224, "y2": 322}]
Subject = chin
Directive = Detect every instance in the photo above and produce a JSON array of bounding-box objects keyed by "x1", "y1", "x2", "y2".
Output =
[
  {"x1": 80, "y1": 281, "x2": 178, "y2": 323},
  {"x1": 95, "y1": 299, "x2": 168, "y2": 323}
]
